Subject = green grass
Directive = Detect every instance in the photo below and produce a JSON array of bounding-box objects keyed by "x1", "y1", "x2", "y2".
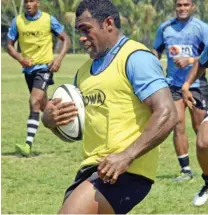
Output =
[{"x1": 1, "y1": 53, "x2": 208, "y2": 214}]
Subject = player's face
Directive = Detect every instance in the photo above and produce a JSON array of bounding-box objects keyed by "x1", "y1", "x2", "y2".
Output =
[
  {"x1": 175, "y1": 0, "x2": 195, "y2": 20},
  {"x1": 75, "y1": 10, "x2": 109, "y2": 60},
  {"x1": 24, "y1": 0, "x2": 39, "y2": 17}
]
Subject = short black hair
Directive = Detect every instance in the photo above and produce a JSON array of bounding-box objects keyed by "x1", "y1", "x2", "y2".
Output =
[
  {"x1": 175, "y1": 0, "x2": 194, "y2": 4},
  {"x1": 76, "y1": 0, "x2": 121, "y2": 29}
]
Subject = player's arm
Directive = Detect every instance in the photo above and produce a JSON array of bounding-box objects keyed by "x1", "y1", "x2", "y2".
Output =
[
  {"x1": 125, "y1": 88, "x2": 177, "y2": 158},
  {"x1": 49, "y1": 16, "x2": 71, "y2": 72},
  {"x1": 97, "y1": 52, "x2": 178, "y2": 184},
  {"x1": 97, "y1": 88, "x2": 177, "y2": 184},
  {"x1": 152, "y1": 25, "x2": 165, "y2": 60},
  {"x1": 152, "y1": 49, "x2": 162, "y2": 60},
  {"x1": 173, "y1": 56, "x2": 199, "y2": 68},
  {"x1": 182, "y1": 46, "x2": 208, "y2": 108},
  {"x1": 7, "y1": 18, "x2": 32, "y2": 67}
]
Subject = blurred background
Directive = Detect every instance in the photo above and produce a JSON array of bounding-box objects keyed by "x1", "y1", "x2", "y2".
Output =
[{"x1": 2, "y1": 0, "x2": 208, "y2": 53}]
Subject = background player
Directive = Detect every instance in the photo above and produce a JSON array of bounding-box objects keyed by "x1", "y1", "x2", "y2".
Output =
[
  {"x1": 7, "y1": 0, "x2": 70, "y2": 156},
  {"x1": 152, "y1": 0, "x2": 208, "y2": 182},
  {"x1": 182, "y1": 45, "x2": 208, "y2": 206}
]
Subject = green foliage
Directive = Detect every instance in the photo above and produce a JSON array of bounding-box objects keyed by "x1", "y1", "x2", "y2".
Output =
[
  {"x1": 1, "y1": 54, "x2": 208, "y2": 213},
  {"x1": 1, "y1": 0, "x2": 208, "y2": 51}
]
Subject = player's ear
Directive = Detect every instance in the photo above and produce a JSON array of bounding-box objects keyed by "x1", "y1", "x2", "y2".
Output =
[
  {"x1": 103, "y1": 16, "x2": 114, "y2": 31},
  {"x1": 37, "y1": 0, "x2": 40, "y2": 7}
]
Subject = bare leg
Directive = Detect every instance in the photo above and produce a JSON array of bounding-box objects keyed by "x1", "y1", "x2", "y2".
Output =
[
  {"x1": 189, "y1": 107, "x2": 206, "y2": 134},
  {"x1": 15, "y1": 88, "x2": 46, "y2": 155},
  {"x1": 58, "y1": 180, "x2": 115, "y2": 214},
  {"x1": 192, "y1": 120, "x2": 208, "y2": 206},
  {"x1": 196, "y1": 121, "x2": 208, "y2": 175},
  {"x1": 40, "y1": 93, "x2": 48, "y2": 112},
  {"x1": 29, "y1": 88, "x2": 46, "y2": 112},
  {"x1": 173, "y1": 99, "x2": 188, "y2": 156}
]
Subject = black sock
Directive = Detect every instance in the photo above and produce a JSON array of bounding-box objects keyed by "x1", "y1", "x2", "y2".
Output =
[
  {"x1": 178, "y1": 154, "x2": 190, "y2": 171},
  {"x1": 202, "y1": 174, "x2": 208, "y2": 186},
  {"x1": 26, "y1": 112, "x2": 40, "y2": 148}
]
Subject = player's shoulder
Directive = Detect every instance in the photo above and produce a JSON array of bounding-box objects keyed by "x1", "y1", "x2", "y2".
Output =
[
  {"x1": 159, "y1": 17, "x2": 177, "y2": 31},
  {"x1": 16, "y1": 13, "x2": 24, "y2": 19},
  {"x1": 191, "y1": 17, "x2": 208, "y2": 28},
  {"x1": 41, "y1": 11, "x2": 51, "y2": 18}
]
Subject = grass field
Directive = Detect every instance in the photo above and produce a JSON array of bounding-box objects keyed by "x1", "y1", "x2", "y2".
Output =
[{"x1": 1, "y1": 53, "x2": 208, "y2": 214}]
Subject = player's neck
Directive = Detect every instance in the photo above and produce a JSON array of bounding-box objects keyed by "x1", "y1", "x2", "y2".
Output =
[
  {"x1": 25, "y1": 10, "x2": 39, "y2": 18},
  {"x1": 176, "y1": 16, "x2": 192, "y2": 24},
  {"x1": 106, "y1": 31, "x2": 123, "y2": 51}
]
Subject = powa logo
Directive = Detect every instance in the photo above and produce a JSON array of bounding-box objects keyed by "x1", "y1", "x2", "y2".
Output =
[
  {"x1": 83, "y1": 89, "x2": 106, "y2": 107},
  {"x1": 22, "y1": 31, "x2": 43, "y2": 37}
]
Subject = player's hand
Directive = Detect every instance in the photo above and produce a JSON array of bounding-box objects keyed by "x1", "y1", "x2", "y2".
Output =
[
  {"x1": 182, "y1": 88, "x2": 196, "y2": 109},
  {"x1": 97, "y1": 151, "x2": 133, "y2": 184},
  {"x1": 173, "y1": 57, "x2": 190, "y2": 68},
  {"x1": 19, "y1": 57, "x2": 33, "y2": 67},
  {"x1": 48, "y1": 57, "x2": 62, "y2": 73},
  {"x1": 42, "y1": 98, "x2": 78, "y2": 128}
]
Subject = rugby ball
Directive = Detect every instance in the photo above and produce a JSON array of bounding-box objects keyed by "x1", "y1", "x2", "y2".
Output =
[{"x1": 52, "y1": 84, "x2": 85, "y2": 141}]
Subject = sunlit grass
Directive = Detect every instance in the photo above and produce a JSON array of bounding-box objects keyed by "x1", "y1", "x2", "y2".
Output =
[{"x1": 1, "y1": 53, "x2": 208, "y2": 214}]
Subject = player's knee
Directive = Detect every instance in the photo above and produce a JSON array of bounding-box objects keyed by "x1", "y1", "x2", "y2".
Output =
[
  {"x1": 192, "y1": 124, "x2": 200, "y2": 134},
  {"x1": 197, "y1": 135, "x2": 208, "y2": 151},
  {"x1": 174, "y1": 122, "x2": 185, "y2": 135},
  {"x1": 29, "y1": 97, "x2": 41, "y2": 110}
]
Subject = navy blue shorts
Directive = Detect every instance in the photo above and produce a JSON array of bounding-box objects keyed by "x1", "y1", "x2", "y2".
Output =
[
  {"x1": 24, "y1": 69, "x2": 54, "y2": 93},
  {"x1": 169, "y1": 85, "x2": 208, "y2": 110},
  {"x1": 63, "y1": 165, "x2": 153, "y2": 214}
]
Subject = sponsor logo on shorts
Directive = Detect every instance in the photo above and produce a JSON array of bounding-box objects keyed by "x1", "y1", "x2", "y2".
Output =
[
  {"x1": 83, "y1": 89, "x2": 106, "y2": 107},
  {"x1": 43, "y1": 73, "x2": 50, "y2": 80}
]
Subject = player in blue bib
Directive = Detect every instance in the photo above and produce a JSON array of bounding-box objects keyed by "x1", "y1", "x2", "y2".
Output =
[
  {"x1": 153, "y1": 0, "x2": 208, "y2": 182},
  {"x1": 182, "y1": 45, "x2": 208, "y2": 206}
]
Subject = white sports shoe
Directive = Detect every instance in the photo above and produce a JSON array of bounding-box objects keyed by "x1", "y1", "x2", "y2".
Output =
[{"x1": 192, "y1": 185, "x2": 208, "y2": 206}]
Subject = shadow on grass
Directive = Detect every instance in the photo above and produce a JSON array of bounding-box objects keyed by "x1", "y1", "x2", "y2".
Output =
[
  {"x1": 156, "y1": 174, "x2": 176, "y2": 179},
  {"x1": 1, "y1": 151, "x2": 41, "y2": 158}
]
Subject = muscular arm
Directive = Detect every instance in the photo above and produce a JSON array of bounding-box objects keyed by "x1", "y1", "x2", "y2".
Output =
[
  {"x1": 97, "y1": 87, "x2": 178, "y2": 184},
  {"x1": 124, "y1": 87, "x2": 178, "y2": 159}
]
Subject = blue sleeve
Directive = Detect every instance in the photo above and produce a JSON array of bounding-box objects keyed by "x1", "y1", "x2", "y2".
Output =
[
  {"x1": 201, "y1": 23, "x2": 208, "y2": 45},
  {"x1": 199, "y1": 45, "x2": 208, "y2": 66},
  {"x1": 7, "y1": 18, "x2": 18, "y2": 41},
  {"x1": 153, "y1": 25, "x2": 165, "y2": 53},
  {"x1": 127, "y1": 51, "x2": 168, "y2": 101},
  {"x1": 50, "y1": 16, "x2": 64, "y2": 36}
]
